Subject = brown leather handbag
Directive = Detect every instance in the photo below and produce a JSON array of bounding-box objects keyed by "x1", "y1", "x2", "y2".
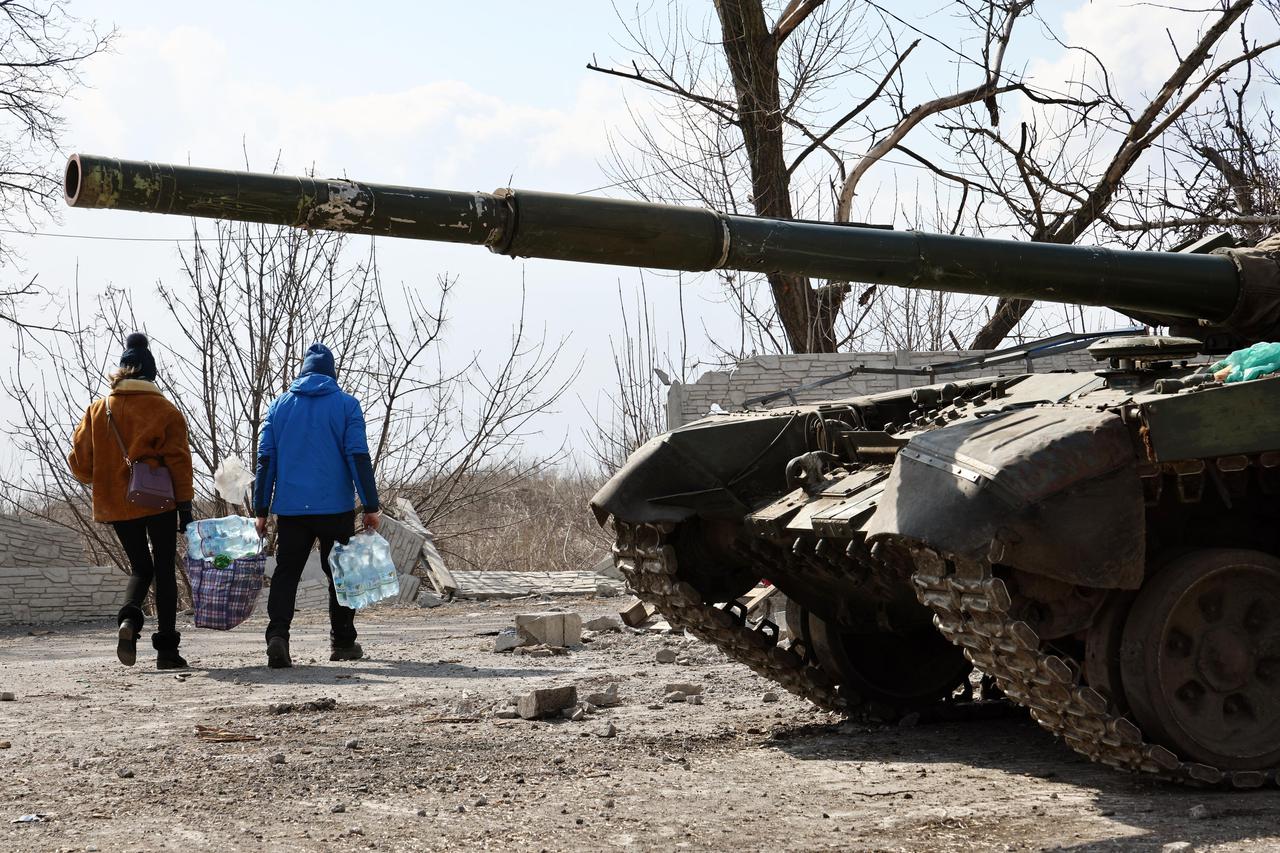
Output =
[{"x1": 106, "y1": 401, "x2": 176, "y2": 511}]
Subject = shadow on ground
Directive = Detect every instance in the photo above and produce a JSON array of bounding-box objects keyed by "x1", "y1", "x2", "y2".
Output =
[
  {"x1": 200, "y1": 658, "x2": 569, "y2": 685},
  {"x1": 771, "y1": 715, "x2": 1280, "y2": 851}
]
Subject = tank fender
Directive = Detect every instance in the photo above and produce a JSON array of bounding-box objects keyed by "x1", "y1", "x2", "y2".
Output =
[
  {"x1": 865, "y1": 407, "x2": 1145, "y2": 589},
  {"x1": 590, "y1": 413, "x2": 809, "y2": 525}
]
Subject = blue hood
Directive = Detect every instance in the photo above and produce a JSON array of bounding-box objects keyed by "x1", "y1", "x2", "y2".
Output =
[{"x1": 290, "y1": 373, "x2": 340, "y2": 396}]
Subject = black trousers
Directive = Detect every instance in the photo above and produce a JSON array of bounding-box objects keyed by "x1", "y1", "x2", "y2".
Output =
[
  {"x1": 266, "y1": 511, "x2": 357, "y2": 645},
  {"x1": 111, "y1": 509, "x2": 179, "y2": 639}
]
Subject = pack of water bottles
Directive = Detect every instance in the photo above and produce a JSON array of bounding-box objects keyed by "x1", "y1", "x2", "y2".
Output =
[
  {"x1": 185, "y1": 515, "x2": 266, "y2": 630},
  {"x1": 330, "y1": 531, "x2": 399, "y2": 609}
]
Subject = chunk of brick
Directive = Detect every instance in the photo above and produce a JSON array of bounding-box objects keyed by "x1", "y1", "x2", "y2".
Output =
[
  {"x1": 516, "y1": 686, "x2": 578, "y2": 720},
  {"x1": 515, "y1": 613, "x2": 582, "y2": 648}
]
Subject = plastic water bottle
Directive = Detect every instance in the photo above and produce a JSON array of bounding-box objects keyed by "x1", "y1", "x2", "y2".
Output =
[
  {"x1": 331, "y1": 532, "x2": 398, "y2": 609},
  {"x1": 186, "y1": 516, "x2": 260, "y2": 563}
]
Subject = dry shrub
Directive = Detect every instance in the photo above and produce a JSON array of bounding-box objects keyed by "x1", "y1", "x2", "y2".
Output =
[{"x1": 401, "y1": 466, "x2": 611, "y2": 573}]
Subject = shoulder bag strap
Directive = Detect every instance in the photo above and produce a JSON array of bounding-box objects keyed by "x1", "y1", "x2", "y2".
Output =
[{"x1": 104, "y1": 400, "x2": 133, "y2": 465}]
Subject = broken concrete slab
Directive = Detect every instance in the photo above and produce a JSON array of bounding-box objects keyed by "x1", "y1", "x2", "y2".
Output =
[
  {"x1": 493, "y1": 631, "x2": 520, "y2": 653},
  {"x1": 584, "y1": 682, "x2": 620, "y2": 708},
  {"x1": 593, "y1": 553, "x2": 624, "y2": 581},
  {"x1": 664, "y1": 682, "x2": 703, "y2": 696},
  {"x1": 516, "y1": 686, "x2": 577, "y2": 720},
  {"x1": 417, "y1": 590, "x2": 446, "y2": 609},
  {"x1": 583, "y1": 615, "x2": 623, "y2": 633},
  {"x1": 515, "y1": 612, "x2": 582, "y2": 648}
]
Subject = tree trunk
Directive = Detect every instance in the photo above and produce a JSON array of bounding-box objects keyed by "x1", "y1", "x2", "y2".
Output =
[{"x1": 715, "y1": 0, "x2": 837, "y2": 352}]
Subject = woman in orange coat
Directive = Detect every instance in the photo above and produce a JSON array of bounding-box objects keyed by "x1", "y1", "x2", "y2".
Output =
[{"x1": 68, "y1": 333, "x2": 195, "y2": 669}]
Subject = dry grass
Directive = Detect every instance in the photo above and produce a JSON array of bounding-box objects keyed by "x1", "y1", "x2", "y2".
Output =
[{"x1": 411, "y1": 468, "x2": 613, "y2": 573}]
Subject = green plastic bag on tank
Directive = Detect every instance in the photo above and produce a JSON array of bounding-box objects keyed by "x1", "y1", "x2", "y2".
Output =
[{"x1": 1211, "y1": 341, "x2": 1280, "y2": 382}]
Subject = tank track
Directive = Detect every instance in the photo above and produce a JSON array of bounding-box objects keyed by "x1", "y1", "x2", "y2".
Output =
[
  {"x1": 612, "y1": 520, "x2": 851, "y2": 714},
  {"x1": 905, "y1": 540, "x2": 1277, "y2": 788}
]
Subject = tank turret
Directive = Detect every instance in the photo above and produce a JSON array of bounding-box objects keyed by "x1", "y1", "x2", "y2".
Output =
[{"x1": 64, "y1": 154, "x2": 1280, "y2": 344}]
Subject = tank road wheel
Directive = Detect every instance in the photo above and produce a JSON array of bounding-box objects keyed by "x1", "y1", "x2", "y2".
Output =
[
  {"x1": 806, "y1": 612, "x2": 971, "y2": 709},
  {"x1": 1120, "y1": 549, "x2": 1280, "y2": 770}
]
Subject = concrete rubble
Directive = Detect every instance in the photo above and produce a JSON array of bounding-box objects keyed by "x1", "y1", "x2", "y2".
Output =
[
  {"x1": 516, "y1": 686, "x2": 578, "y2": 720},
  {"x1": 515, "y1": 612, "x2": 582, "y2": 648},
  {"x1": 619, "y1": 599, "x2": 655, "y2": 628},
  {"x1": 583, "y1": 615, "x2": 623, "y2": 633}
]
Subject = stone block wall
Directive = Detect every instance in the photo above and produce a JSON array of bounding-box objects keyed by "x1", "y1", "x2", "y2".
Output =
[
  {"x1": 0, "y1": 514, "x2": 87, "y2": 567},
  {"x1": 0, "y1": 513, "x2": 117, "y2": 625},
  {"x1": 0, "y1": 564, "x2": 127, "y2": 625},
  {"x1": 666, "y1": 349, "x2": 1098, "y2": 428}
]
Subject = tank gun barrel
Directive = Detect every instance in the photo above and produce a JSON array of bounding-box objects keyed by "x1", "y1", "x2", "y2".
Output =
[{"x1": 65, "y1": 154, "x2": 1240, "y2": 322}]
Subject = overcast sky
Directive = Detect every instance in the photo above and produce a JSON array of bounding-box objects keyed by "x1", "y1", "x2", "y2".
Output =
[{"x1": 0, "y1": 0, "x2": 1239, "y2": 465}]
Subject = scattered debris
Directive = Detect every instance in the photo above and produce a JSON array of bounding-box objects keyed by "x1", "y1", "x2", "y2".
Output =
[
  {"x1": 344, "y1": 738, "x2": 360, "y2": 750},
  {"x1": 516, "y1": 686, "x2": 578, "y2": 720},
  {"x1": 762, "y1": 692, "x2": 780, "y2": 703},
  {"x1": 267, "y1": 753, "x2": 286, "y2": 765},
  {"x1": 1161, "y1": 843, "x2": 1193, "y2": 853},
  {"x1": 515, "y1": 612, "x2": 582, "y2": 648},
  {"x1": 514, "y1": 643, "x2": 570, "y2": 657},
  {"x1": 664, "y1": 690, "x2": 687, "y2": 704},
  {"x1": 330, "y1": 803, "x2": 346, "y2": 814},
  {"x1": 647, "y1": 620, "x2": 673, "y2": 633},
  {"x1": 493, "y1": 630, "x2": 520, "y2": 652},
  {"x1": 569, "y1": 706, "x2": 587, "y2": 722},
  {"x1": 619, "y1": 599, "x2": 655, "y2": 628},
  {"x1": 116, "y1": 768, "x2": 135, "y2": 779},
  {"x1": 269, "y1": 697, "x2": 337, "y2": 714},
  {"x1": 196, "y1": 725, "x2": 261, "y2": 743},
  {"x1": 595, "y1": 721, "x2": 617, "y2": 739},
  {"x1": 584, "y1": 683, "x2": 620, "y2": 708},
  {"x1": 0, "y1": 741, "x2": 9, "y2": 749},
  {"x1": 417, "y1": 590, "x2": 446, "y2": 609},
  {"x1": 1188, "y1": 804, "x2": 1213, "y2": 820},
  {"x1": 655, "y1": 649, "x2": 678, "y2": 664},
  {"x1": 493, "y1": 708, "x2": 520, "y2": 719},
  {"x1": 583, "y1": 615, "x2": 623, "y2": 633},
  {"x1": 594, "y1": 582, "x2": 621, "y2": 598},
  {"x1": 10, "y1": 813, "x2": 50, "y2": 824},
  {"x1": 664, "y1": 682, "x2": 702, "y2": 696},
  {"x1": 688, "y1": 694, "x2": 704, "y2": 706},
  {"x1": 0, "y1": 692, "x2": 14, "y2": 702}
]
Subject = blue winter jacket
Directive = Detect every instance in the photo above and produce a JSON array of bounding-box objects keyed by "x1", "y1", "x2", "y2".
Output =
[{"x1": 254, "y1": 345, "x2": 379, "y2": 517}]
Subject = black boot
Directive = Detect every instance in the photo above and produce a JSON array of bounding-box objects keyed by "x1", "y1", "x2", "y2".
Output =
[
  {"x1": 267, "y1": 636, "x2": 292, "y2": 669},
  {"x1": 116, "y1": 622, "x2": 138, "y2": 667},
  {"x1": 330, "y1": 641, "x2": 363, "y2": 662},
  {"x1": 153, "y1": 631, "x2": 188, "y2": 670}
]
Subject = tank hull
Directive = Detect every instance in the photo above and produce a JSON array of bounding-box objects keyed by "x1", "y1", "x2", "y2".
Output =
[{"x1": 595, "y1": 364, "x2": 1280, "y2": 785}]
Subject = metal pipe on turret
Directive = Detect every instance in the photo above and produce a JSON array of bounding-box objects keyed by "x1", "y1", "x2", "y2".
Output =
[{"x1": 65, "y1": 154, "x2": 1242, "y2": 322}]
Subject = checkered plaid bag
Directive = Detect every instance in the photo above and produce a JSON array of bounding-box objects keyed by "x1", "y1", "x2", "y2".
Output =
[{"x1": 187, "y1": 553, "x2": 266, "y2": 630}]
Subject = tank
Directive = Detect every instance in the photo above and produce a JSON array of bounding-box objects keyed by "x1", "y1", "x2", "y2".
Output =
[{"x1": 66, "y1": 154, "x2": 1280, "y2": 786}]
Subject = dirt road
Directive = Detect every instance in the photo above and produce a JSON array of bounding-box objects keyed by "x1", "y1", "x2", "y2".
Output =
[{"x1": 2, "y1": 597, "x2": 1278, "y2": 852}]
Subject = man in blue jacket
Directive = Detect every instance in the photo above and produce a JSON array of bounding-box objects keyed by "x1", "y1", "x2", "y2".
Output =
[{"x1": 254, "y1": 343, "x2": 381, "y2": 668}]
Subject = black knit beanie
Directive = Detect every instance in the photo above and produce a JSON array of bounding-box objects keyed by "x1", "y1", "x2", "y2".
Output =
[{"x1": 119, "y1": 332, "x2": 157, "y2": 382}]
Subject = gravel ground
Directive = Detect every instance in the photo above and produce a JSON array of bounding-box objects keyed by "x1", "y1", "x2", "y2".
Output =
[{"x1": 2, "y1": 596, "x2": 1279, "y2": 852}]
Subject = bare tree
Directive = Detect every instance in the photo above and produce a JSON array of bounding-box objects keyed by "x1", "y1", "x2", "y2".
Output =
[
  {"x1": 584, "y1": 272, "x2": 691, "y2": 474},
  {"x1": 0, "y1": 1, "x2": 112, "y2": 336},
  {"x1": 2, "y1": 222, "x2": 574, "y2": 572},
  {"x1": 598, "y1": 0, "x2": 1280, "y2": 353}
]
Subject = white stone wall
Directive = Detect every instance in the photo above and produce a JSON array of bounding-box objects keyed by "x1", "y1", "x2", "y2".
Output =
[
  {"x1": 0, "y1": 514, "x2": 116, "y2": 625},
  {"x1": 0, "y1": 564, "x2": 127, "y2": 625},
  {"x1": 0, "y1": 514, "x2": 87, "y2": 567},
  {"x1": 666, "y1": 349, "x2": 1099, "y2": 427}
]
